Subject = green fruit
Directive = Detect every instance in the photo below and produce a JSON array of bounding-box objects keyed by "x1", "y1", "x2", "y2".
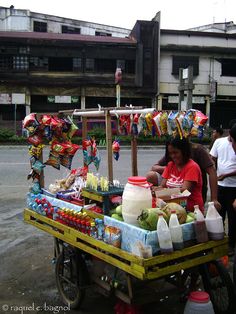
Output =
[
  {"x1": 111, "y1": 214, "x2": 124, "y2": 221},
  {"x1": 109, "y1": 208, "x2": 117, "y2": 216},
  {"x1": 185, "y1": 214, "x2": 195, "y2": 223},
  {"x1": 188, "y1": 212, "x2": 195, "y2": 219},
  {"x1": 138, "y1": 208, "x2": 167, "y2": 231},
  {"x1": 115, "y1": 205, "x2": 122, "y2": 215}
]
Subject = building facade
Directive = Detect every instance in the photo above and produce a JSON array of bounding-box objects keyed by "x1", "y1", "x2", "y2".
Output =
[
  {"x1": 0, "y1": 7, "x2": 160, "y2": 132},
  {"x1": 0, "y1": 6, "x2": 236, "y2": 130},
  {"x1": 159, "y1": 29, "x2": 236, "y2": 127}
]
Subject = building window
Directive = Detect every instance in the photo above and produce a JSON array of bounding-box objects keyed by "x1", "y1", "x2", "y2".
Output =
[
  {"x1": 48, "y1": 57, "x2": 73, "y2": 71},
  {"x1": 0, "y1": 56, "x2": 12, "y2": 71},
  {"x1": 125, "y1": 60, "x2": 135, "y2": 74},
  {"x1": 117, "y1": 60, "x2": 126, "y2": 70},
  {"x1": 85, "y1": 58, "x2": 95, "y2": 72},
  {"x1": 172, "y1": 56, "x2": 199, "y2": 76},
  {"x1": 33, "y1": 21, "x2": 47, "y2": 32},
  {"x1": 96, "y1": 59, "x2": 116, "y2": 73},
  {"x1": 13, "y1": 56, "x2": 28, "y2": 70},
  {"x1": 19, "y1": 47, "x2": 30, "y2": 54},
  {"x1": 29, "y1": 57, "x2": 48, "y2": 71},
  {"x1": 73, "y1": 58, "x2": 82, "y2": 71},
  {"x1": 116, "y1": 59, "x2": 135, "y2": 74},
  {"x1": 220, "y1": 58, "x2": 236, "y2": 76},
  {"x1": 95, "y1": 31, "x2": 112, "y2": 37},
  {"x1": 62, "y1": 25, "x2": 81, "y2": 34}
]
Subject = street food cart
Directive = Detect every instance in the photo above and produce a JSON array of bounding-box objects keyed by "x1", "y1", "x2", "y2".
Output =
[{"x1": 24, "y1": 108, "x2": 235, "y2": 314}]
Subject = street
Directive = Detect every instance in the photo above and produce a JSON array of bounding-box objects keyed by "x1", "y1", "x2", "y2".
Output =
[{"x1": 0, "y1": 145, "x2": 233, "y2": 314}]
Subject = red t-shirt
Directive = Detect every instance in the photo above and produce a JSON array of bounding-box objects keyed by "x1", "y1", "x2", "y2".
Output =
[{"x1": 162, "y1": 159, "x2": 204, "y2": 211}]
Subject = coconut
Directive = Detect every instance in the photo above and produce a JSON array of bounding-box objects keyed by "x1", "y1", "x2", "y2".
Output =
[
  {"x1": 138, "y1": 208, "x2": 168, "y2": 231},
  {"x1": 162, "y1": 202, "x2": 187, "y2": 224}
]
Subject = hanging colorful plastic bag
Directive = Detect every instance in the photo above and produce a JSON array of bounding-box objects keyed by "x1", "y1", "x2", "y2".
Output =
[
  {"x1": 112, "y1": 140, "x2": 120, "y2": 161},
  {"x1": 182, "y1": 110, "x2": 194, "y2": 138},
  {"x1": 167, "y1": 111, "x2": 179, "y2": 137},
  {"x1": 45, "y1": 151, "x2": 60, "y2": 170},
  {"x1": 131, "y1": 113, "x2": 139, "y2": 135},
  {"x1": 28, "y1": 144, "x2": 44, "y2": 158},
  {"x1": 152, "y1": 112, "x2": 162, "y2": 137},
  {"x1": 28, "y1": 134, "x2": 43, "y2": 146},
  {"x1": 160, "y1": 111, "x2": 168, "y2": 135},
  {"x1": 32, "y1": 160, "x2": 45, "y2": 174}
]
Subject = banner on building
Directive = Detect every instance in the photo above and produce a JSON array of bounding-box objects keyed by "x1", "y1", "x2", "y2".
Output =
[
  {"x1": 47, "y1": 96, "x2": 79, "y2": 103},
  {"x1": 0, "y1": 94, "x2": 12, "y2": 104},
  {"x1": 168, "y1": 96, "x2": 205, "y2": 104},
  {"x1": 12, "y1": 93, "x2": 25, "y2": 104}
]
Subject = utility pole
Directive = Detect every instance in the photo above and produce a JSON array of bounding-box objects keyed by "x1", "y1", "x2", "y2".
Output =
[{"x1": 178, "y1": 65, "x2": 194, "y2": 110}]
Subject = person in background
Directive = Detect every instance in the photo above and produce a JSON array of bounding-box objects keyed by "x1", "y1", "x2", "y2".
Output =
[
  {"x1": 209, "y1": 127, "x2": 224, "y2": 150},
  {"x1": 159, "y1": 137, "x2": 204, "y2": 212},
  {"x1": 229, "y1": 124, "x2": 236, "y2": 210},
  {"x1": 146, "y1": 141, "x2": 220, "y2": 209},
  {"x1": 210, "y1": 120, "x2": 236, "y2": 255}
]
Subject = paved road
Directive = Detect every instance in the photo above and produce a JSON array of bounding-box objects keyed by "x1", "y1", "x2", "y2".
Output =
[
  {"x1": 0, "y1": 146, "x2": 234, "y2": 314},
  {"x1": 1, "y1": 146, "x2": 182, "y2": 314}
]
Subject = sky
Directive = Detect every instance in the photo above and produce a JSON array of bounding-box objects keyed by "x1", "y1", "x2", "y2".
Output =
[{"x1": 1, "y1": 0, "x2": 236, "y2": 30}]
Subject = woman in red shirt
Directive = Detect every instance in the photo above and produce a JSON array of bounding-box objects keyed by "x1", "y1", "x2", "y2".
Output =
[{"x1": 161, "y1": 137, "x2": 204, "y2": 212}]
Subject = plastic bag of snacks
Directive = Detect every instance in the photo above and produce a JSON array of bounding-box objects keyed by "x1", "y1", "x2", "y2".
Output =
[
  {"x1": 104, "y1": 226, "x2": 121, "y2": 248},
  {"x1": 167, "y1": 111, "x2": 179, "y2": 137}
]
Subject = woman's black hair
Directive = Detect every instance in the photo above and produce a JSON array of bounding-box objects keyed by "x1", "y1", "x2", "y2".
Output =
[{"x1": 167, "y1": 136, "x2": 191, "y2": 164}]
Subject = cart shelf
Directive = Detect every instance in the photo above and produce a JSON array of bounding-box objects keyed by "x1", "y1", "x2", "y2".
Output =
[{"x1": 24, "y1": 208, "x2": 228, "y2": 281}]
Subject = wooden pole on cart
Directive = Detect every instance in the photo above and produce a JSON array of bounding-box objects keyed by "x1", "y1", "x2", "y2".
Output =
[
  {"x1": 38, "y1": 150, "x2": 45, "y2": 188},
  {"x1": 131, "y1": 135, "x2": 138, "y2": 176},
  {"x1": 105, "y1": 110, "x2": 113, "y2": 183},
  {"x1": 82, "y1": 116, "x2": 88, "y2": 140}
]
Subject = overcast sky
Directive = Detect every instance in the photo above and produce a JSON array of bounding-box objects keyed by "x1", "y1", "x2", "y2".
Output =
[{"x1": 1, "y1": 0, "x2": 236, "y2": 30}]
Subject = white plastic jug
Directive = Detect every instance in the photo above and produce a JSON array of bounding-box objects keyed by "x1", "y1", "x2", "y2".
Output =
[
  {"x1": 205, "y1": 202, "x2": 224, "y2": 240},
  {"x1": 122, "y1": 176, "x2": 152, "y2": 226},
  {"x1": 169, "y1": 210, "x2": 184, "y2": 250},
  {"x1": 157, "y1": 214, "x2": 173, "y2": 253},
  {"x1": 184, "y1": 291, "x2": 215, "y2": 314}
]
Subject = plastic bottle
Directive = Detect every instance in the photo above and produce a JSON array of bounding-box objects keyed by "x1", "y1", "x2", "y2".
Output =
[
  {"x1": 122, "y1": 176, "x2": 152, "y2": 226},
  {"x1": 95, "y1": 218, "x2": 104, "y2": 240},
  {"x1": 90, "y1": 222, "x2": 98, "y2": 239},
  {"x1": 157, "y1": 213, "x2": 173, "y2": 253},
  {"x1": 205, "y1": 201, "x2": 224, "y2": 240},
  {"x1": 194, "y1": 205, "x2": 209, "y2": 243},
  {"x1": 184, "y1": 291, "x2": 214, "y2": 314},
  {"x1": 169, "y1": 210, "x2": 184, "y2": 250}
]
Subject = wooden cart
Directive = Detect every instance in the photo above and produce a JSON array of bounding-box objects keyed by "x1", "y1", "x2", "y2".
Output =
[
  {"x1": 24, "y1": 208, "x2": 235, "y2": 313},
  {"x1": 26, "y1": 108, "x2": 236, "y2": 313}
]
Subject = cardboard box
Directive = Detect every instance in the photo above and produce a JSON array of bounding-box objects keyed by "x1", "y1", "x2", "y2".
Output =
[{"x1": 104, "y1": 216, "x2": 196, "y2": 255}]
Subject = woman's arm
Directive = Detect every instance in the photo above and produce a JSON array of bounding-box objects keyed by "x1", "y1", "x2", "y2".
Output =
[
  {"x1": 160, "y1": 178, "x2": 167, "y2": 188},
  {"x1": 180, "y1": 180, "x2": 193, "y2": 192}
]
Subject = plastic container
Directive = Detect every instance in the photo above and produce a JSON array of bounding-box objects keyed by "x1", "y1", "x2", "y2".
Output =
[
  {"x1": 157, "y1": 214, "x2": 173, "y2": 254},
  {"x1": 169, "y1": 210, "x2": 184, "y2": 250},
  {"x1": 122, "y1": 176, "x2": 152, "y2": 226},
  {"x1": 194, "y1": 205, "x2": 208, "y2": 243},
  {"x1": 95, "y1": 218, "x2": 104, "y2": 240},
  {"x1": 184, "y1": 291, "x2": 215, "y2": 314},
  {"x1": 205, "y1": 202, "x2": 224, "y2": 240}
]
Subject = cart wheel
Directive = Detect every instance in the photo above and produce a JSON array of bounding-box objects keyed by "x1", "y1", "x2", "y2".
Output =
[
  {"x1": 55, "y1": 249, "x2": 87, "y2": 309},
  {"x1": 200, "y1": 260, "x2": 236, "y2": 314}
]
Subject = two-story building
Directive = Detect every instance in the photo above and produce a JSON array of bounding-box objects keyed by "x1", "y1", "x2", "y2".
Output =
[{"x1": 1, "y1": 5, "x2": 236, "y2": 130}]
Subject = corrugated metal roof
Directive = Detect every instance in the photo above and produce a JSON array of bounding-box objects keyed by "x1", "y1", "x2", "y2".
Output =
[{"x1": 0, "y1": 31, "x2": 136, "y2": 44}]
